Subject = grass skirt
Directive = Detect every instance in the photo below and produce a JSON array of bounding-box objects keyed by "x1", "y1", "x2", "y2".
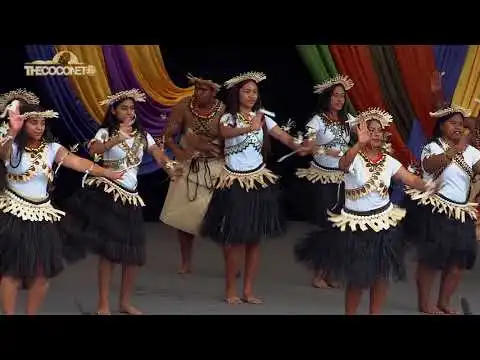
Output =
[
  {"x1": 288, "y1": 161, "x2": 345, "y2": 227},
  {"x1": 403, "y1": 192, "x2": 477, "y2": 270},
  {"x1": 200, "y1": 165, "x2": 286, "y2": 245},
  {"x1": 0, "y1": 188, "x2": 86, "y2": 281},
  {"x1": 62, "y1": 177, "x2": 147, "y2": 266},
  {"x1": 295, "y1": 202, "x2": 407, "y2": 289}
]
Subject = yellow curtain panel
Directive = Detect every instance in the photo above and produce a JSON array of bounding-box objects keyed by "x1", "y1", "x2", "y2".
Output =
[
  {"x1": 55, "y1": 45, "x2": 112, "y2": 123},
  {"x1": 123, "y1": 45, "x2": 194, "y2": 106},
  {"x1": 452, "y1": 45, "x2": 480, "y2": 117}
]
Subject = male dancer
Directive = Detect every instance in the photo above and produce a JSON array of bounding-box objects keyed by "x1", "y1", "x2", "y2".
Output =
[{"x1": 161, "y1": 74, "x2": 226, "y2": 274}]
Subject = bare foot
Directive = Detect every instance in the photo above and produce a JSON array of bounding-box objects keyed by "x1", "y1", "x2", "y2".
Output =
[
  {"x1": 224, "y1": 296, "x2": 242, "y2": 305},
  {"x1": 418, "y1": 305, "x2": 444, "y2": 315},
  {"x1": 241, "y1": 295, "x2": 263, "y2": 305},
  {"x1": 312, "y1": 278, "x2": 330, "y2": 289},
  {"x1": 178, "y1": 265, "x2": 192, "y2": 275},
  {"x1": 437, "y1": 304, "x2": 458, "y2": 315},
  {"x1": 119, "y1": 304, "x2": 143, "y2": 315}
]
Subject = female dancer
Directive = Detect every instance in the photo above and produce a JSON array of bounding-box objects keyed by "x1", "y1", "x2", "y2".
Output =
[
  {"x1": 0, "y1": 89, "x2": 42, "y2": 292},
  {"x1": 404, "y1": 105, "x2": 480, "y2": 315},
  {"x1": 295, "y1": 108, "x2": 436, "y2": 315},
  {"x1": 293, "y1": 74, "x2": 355, "y2": 289},
  {"x1": 200, "y1": 71, "x2": 308, "y2": 305},
  {"x1": 0, "y1": 100, "x2": 123, "y2": 315},
  {"x1": 429, "y1": 71, "x2": 480, "y2": 240},
  {"x1": 66, "y1": 89, "x2": 181, "y2": 315}
]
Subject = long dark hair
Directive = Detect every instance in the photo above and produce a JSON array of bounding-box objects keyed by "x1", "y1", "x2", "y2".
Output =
[
  {"x1": 224, "y1": 79, "x2": 271, "y2": 159},
  {"x1": 314, "y1": 84, "x2": 349, "y2": 134},
  {"x1": 427, "y1": 111, "x2": 465, "y2": 144},
  {"x1": 10, "y1": 102, "x2": 55, "y2": 170},
  {"x1": 102, "y1": 97, "x2": 147, "y2": 140}
]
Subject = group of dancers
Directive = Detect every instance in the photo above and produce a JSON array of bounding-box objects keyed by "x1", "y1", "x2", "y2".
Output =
[{"x1": 0, "y1": 68, "x2": 478, "y2": 315}]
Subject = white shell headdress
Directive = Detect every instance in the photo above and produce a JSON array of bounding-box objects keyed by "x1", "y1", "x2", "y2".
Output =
[
  {"x1": 355, "y1": 108, "x2": 394, "y2": 129},
  {"x1": 313, "y1": 74, "x2": 354, "y2": 94},
  {"x1": 429, "y1": 104, "x2": 471, "y2": 119},
  {"x1": 99, "y1": 89, "x2": 147, "y2": 107},
  {"x1": 0, "y1": 89, "x2": 40, "y2": 113},
  {"x1": 224, "y1": 71, "x2": 267, "y2": 89}
]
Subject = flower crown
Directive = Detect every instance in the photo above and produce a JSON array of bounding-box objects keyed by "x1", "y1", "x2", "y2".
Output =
[
  {"x1": 429, "y1": 104, "x2": 471, "y2": 119},
  {"x1": 0, "y1": 88, "x2": 40, "y2": 112},
  {"x1": 186, "y1": 73, "x2": 221, "y2": 91},
  {"x1": 224, "y1": 71, "x2": 267, "y2": 89},
  {"x1": 313, "y1": 74, "x2": 354, "y2": 94},
  {"x1": 99, "y1": 89, "x2": 147, "y2": 107},
  {"x1": 355, "y1": 108, "x2": 394, "y2": 129}
]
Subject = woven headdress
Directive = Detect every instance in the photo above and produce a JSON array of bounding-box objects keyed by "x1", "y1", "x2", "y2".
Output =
[
  {"x1": 355, "y1": 108, "x2": 394, "y2": 129},
  {"x1": 0, "y1": 88, "x2": 40, "y2": 113},
  {"x1": 224, "y1": 71, "x2": 267, "y2": 89},
  {"x1": 0, "y1": 100, "x2": 59, "y2": 121},
  {"x1": 186, "y1": 73, "x2": 221, "y2": 91},
  {"x1": 99, "y1": 89, "x2": 146, "y2": 107},
  {"x1": 313, "y1": 74, "x2": 354, "y2": 94},
  {"x1": 429, "y1": 104, "x2": 471, "y2": 119},
  {"x1": 21, "y1": 110, "x2": 59, "y2": 121}
]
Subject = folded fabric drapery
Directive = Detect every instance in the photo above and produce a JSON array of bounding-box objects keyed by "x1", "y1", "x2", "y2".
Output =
[
  {"x1": 123, "y1": 45, "x2": 194, "y2": 107},
  {"x1": 452, "y1": 46, "x2": 480, "y2": 118},
  {"x1": 330, "y1": 45, "x2": 415, "y2": 166},
  {"x1": 297, "y1": 45, "x2": 355, "y2": 115},
  {"x1": 55, "y1": 45, "x2": 112, "y2": 124},
  {"x1": 393, "y1": 45, "x2": 437, "y2": 137},
  {"x1": 434, "y1": 45, "x2": 469, "y2": 104},
  {"x1": 24, "y1": 45, "x2": 98, "y2": 144}
]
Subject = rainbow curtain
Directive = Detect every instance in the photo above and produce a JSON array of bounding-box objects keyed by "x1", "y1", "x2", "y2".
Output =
[
  {"x1": 24, "y1": 45, "x2": 194, "y2": 174},
  {"x1": 24, "y1": 45, "x2": 480, "y2": 176},
  {"x1": 298, "y1": 45, "x2": 479, "y2": 202}
]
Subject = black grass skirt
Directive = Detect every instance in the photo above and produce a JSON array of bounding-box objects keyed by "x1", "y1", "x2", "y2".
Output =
[
  {"x1": 407, "y1": 198, "x2": 477, "y2": 271},
  {"x1": 292, "y1": 179, "x2": 344, "y2": 228},
  {"x1": 0, "y1": 191, "x2": 86, "y2": 281},
  {"x1": 62, "y1": 181, "x2": 146, "y2": 266},
  {"x1": 200, "y1": 169, "x2": 286, "y2": 245},
  {"x1": 295, "y1": 203, "x2": 407, "y2": 289},
  {"x1": 401, "y1": 195, "x2": 424, "y2": 243},
  {"x1": 287, "y1": 163, "x2": 344, "y2": 227}
]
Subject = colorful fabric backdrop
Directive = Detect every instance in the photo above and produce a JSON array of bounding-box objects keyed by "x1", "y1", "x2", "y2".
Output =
[
  {"x1": 24, "y1": 45, "x2": 194, "y2": 175},
  {"x1": 24, "y1": 45, "x2": 480, "y2": 181}
]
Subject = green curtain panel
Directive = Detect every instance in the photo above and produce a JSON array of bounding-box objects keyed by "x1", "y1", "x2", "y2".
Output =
[
  {"x1": 368, "y1": 45, "x2": 416, "y2": 141},
  {"x1": 296, "y1": 45, "x2": 355, "y2": 115}
]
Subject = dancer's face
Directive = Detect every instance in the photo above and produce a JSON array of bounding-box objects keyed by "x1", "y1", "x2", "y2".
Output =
[
  {"x1": 239, "y1": 81, "x2": 258, "y2": 111},
  {"x1": 330, "y1": 85, "x2": 346, "y2": 112},
  {"x1": 367, "y1": 119, "x2": 384, "y2": 149},
  {"x1": 194, "y1": 83, "x2": 216, "y2": 107},
  {"x1": 441, "y1": 113, "x2": 464, "y2": 142},
  {"x1": 24, "y1": 116, "x2": 46, "y2": 141},
  {"x1": 112, "y1": 98, "x2": 135, "y2": 125}
]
